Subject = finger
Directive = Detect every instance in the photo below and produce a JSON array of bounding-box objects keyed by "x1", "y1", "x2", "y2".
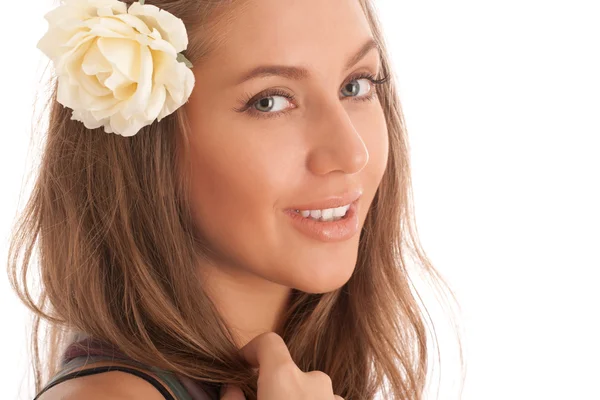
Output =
[
  {"x1": 239, "y1": 332, "x2": 295, "y2": 372},
  {"x1": 304, "y1": 370, "x2": 333, "y2": 389},
  {"x1": 334, "y1": 396, "x2": 344, "y2": 400},
  {"x1": 219, "y1": 384, "x2": 246, "y2": 400}
]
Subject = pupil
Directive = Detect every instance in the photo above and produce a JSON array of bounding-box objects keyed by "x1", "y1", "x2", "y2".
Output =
[
  {"x1": 345, "y1": 82, "x2": 359, "y2": 96},
  {"x1": 257, "y1": 97, "x2": 273, "y2": 110}
]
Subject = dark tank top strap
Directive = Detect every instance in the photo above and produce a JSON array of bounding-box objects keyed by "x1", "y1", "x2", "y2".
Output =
[
  {"x1": 33, "y1": 364, "x2": 176, "y2": 400},
  {"x1": 32, "y1": 337, "x2": 193, "y2": 400}
]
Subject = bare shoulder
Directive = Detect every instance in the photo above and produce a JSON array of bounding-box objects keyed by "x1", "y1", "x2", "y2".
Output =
[{"x1": 37, "y1": 370, "x2": 170, "y2": 400}]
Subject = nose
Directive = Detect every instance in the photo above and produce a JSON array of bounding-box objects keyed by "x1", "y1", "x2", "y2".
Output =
[{"x1": 306, "y1": 100, "x2": 369, "y2": 176}]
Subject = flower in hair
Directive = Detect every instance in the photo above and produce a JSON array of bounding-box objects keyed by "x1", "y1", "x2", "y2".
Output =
[{"x1": 37, "y1": 0, "x2": 195, "y2": 137}]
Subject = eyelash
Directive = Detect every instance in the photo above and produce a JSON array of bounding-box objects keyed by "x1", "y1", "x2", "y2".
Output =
[{"x1": 233, "y1": 71, "x2": 390, "y2": 120}]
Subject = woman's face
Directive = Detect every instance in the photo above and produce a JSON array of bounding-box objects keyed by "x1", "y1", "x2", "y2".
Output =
[{"x1": 184, "y1": 0, "x2": 388, "y2": 294}]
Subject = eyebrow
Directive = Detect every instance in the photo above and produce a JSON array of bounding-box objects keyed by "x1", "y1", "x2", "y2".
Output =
[{"x1": 234, "y1": 38, "x2": 380, "y2": 86}]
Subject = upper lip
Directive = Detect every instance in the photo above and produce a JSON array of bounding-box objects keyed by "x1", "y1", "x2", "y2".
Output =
[{"x1": 287, "y1": 188, "x2": 363, "y2": 211}]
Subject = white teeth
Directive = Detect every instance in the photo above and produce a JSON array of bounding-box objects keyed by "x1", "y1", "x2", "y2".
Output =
[
  {"x1": 332, "y1": 206, "x2": 347, "y2": 217},
  {"x1": 322, "y1": 208, "x2": 333, "y2": 220},
  {"x1": 295, "y1": 204, "x2": 351, "y2": 221}
]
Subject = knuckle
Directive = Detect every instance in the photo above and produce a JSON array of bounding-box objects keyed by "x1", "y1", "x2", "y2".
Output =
[
  {"x1": 260, "y1": 360, "x2": 300, "y2": 386},
  {"x1": 261, "y1": 331, "x2": 285, "y2": 346},
  {"x1": 276, "y1": 360, "x2": 301, "y2": 378},
  {"x1": 306, "y1": 370, "x2": 333, "y2": 388},
  {"x1": 259, "y1": 332, "x2": 289, "y2": 353},
  {"x1": 262, "y1": 333, "x2": 292, "y2": 358}
]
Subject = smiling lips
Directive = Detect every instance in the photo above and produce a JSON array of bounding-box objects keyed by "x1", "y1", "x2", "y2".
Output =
[{"x1": 284, "y1": 191, "x2": 361, "y2": 242}]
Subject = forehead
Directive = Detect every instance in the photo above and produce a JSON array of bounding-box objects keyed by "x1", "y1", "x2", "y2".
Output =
[{"x1": 204, "y1": 0, "x2": 374, "y2": 74}]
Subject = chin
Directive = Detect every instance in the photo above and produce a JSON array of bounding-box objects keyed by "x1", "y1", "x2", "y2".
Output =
[
  {"x1": 295, "y1": 283, "x2": 345, "y2": 295},
  {"x1": 289, "y1": 259, "x2": 356, "y2": 295}
]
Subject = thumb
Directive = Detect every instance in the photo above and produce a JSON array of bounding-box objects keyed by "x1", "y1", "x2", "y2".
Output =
[{"x1": 219, "y1": 384, "x2": 246, "y2": 400}]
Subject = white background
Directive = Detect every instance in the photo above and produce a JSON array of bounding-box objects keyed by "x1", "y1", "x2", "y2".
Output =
[{"x1": 1, "y1": 1, "x2": 599, "y2": 399}]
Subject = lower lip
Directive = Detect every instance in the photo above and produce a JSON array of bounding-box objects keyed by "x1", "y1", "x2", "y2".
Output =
[{"x1": 283, "y1": 200, "x2": 360, "y2": 242}]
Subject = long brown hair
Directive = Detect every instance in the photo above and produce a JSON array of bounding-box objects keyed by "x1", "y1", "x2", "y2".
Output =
[{"x1": 7, "y1": 1, "x2": 465, "y2": 399}]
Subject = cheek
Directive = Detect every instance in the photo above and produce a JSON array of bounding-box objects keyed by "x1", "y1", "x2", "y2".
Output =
[
  {"x1": 362, "y1": 106, "x2": 390, "y2": 186},
  {"x1": 187, "y1": 141, "x2": 267, "y2": 252},
  {"x1": 184, "y1": 119, "x2": 299, "y2": 271}
]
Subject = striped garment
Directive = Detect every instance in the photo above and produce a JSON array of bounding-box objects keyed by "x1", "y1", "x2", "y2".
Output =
[{"x1": 33, "y1": 336, "x2": 221, "y2": 400}]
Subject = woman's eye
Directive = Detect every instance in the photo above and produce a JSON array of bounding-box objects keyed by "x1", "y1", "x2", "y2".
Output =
[
  {"x1": 341, "y1": 78, "x2": 372, "y2": 98},
  {"x1": 253, "y1": 95, "x2": 292, "y2": 113}
]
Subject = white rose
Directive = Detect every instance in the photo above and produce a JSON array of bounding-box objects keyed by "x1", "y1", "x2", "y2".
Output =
[{"x1": 37, "y1": 0, "x2": 195, "y2": 137}]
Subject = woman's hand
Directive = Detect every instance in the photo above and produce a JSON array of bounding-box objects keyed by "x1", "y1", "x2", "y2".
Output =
[{"x1": 219, "y1": 332, "x2": 344, "y2": 400}]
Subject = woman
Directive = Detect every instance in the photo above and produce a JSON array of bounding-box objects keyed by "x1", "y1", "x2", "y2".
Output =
[{"x1": 7, "y1": 0, "x2": 463, "y2": 399}]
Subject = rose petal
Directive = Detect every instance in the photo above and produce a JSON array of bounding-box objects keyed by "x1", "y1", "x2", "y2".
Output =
[
  {"x1": 147, "y1": 34, "x2": 177, "y2": 58},
  {"x1": 113, "y1": 13, "x2": 152, "y2": 35},
  {"x1": 67, "y1": 39, "x2": 112, "y2": 98},
  {"x1": 103, "y1": 67, "x2": 132, "y2": 92},
  {"x1": 64, "y1": 0, "x2": 127, "y2": 16},
  {"x1": 77, "y1": 84, "x2": 102, "y2": 108},
  {"x1": 77, "y1": 68, "x2": 112, "y2": 97},
  {"x1": 61, "y1": 35, "x2": 95, "y2": 81},
  {"x1": 86, "y1": 17, "x2": 135, "y2": 38},
  {"x1": 121, "y1": 44, "x2": 153, "y2": 119},
  {"x1": 72, "y1": 109, "x2": 106, "y2": 130},
  {"x1": 153, "y1": 52, "x2": 182, "y2": 102},
  {"x1": 128, "y1": 2, "x2": 189, "y2": 53},
  {"x1": 113, "y1": 82, "x2": 137, "y2": 100},
  {"x1": 110, "y1": 112, "x2": 150, "y2": 137},
  {"x1": 43, "y1": 4, "x2": 86, "y2": 29},
  {"x1": 64, "y1": 30, "x2": 94, "y2": 49},
  {"x1": 145, "y1": 84, "x2": 166, "y2": 121},
  {"x1": 97, "y1": 5, "x2": 117, "y2": 17},
  {"x1": 87, "y1": 94, "x2": 120, "y2": 112},
  {"x1": 91, "y1": 98, "x2": 124, "y2": 119},
  {"x1": 158, "y1": 63, "x2": 195, "y2": 121},
  {"x1": 81, "y1": 41, "x2": 112, "y2": 75},
  {"x1": 97, "y1": 37, "x2": 140, "y2": 81},
  {"x1": 37, "y1": 28, "x2": 76, "y2": 62},
  {"x1": 56, "y1": 75, "x2": 81, "y2": 110},
  {"x1": 96, "y1": 71, "x2": 111, "y2": 83}
]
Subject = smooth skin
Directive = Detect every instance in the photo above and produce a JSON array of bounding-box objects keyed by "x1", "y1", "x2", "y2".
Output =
[{"x1": 39, "y1": 0, "x2": 386, "y2": 398}]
